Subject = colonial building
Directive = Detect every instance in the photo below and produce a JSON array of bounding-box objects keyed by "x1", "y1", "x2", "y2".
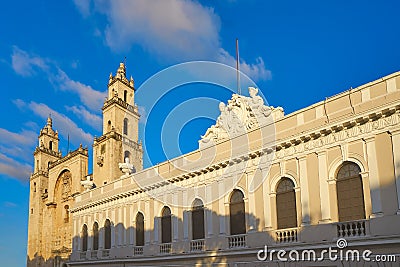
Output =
[{"x1": 27, "y1": 63, "x2": 400, "y2": 267}]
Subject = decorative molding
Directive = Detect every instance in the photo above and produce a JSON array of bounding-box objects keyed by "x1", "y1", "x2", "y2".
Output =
[{"x1": 71, "y1": 105, "x2": 400, "y2": 214}]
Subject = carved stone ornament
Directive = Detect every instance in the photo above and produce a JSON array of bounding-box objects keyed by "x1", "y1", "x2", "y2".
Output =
[
  {"x1": 96, "y1": 155, "x2": 104, "y2": 167},
  {"x1": 61, "y1": 172, "x2": 71, "y2": 201},
  {"x1": 199, "y1": 87, "x2": 281, "y2": 148},
  {"x1": 119, "y1": 157, "x2": 135, "y2": 178},
  {"x1": 80, "y1": 175, "x2": 94, "y2": 192}
]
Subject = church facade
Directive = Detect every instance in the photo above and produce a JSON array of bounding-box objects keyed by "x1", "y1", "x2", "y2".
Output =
[{"x1": 27, "y1": 64, "x2": 400, "y2": 267}]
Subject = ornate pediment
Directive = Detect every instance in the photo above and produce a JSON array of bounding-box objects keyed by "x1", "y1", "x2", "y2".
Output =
[{"x1": 199, "y1": 87, "x2": 283, "y2": 148}]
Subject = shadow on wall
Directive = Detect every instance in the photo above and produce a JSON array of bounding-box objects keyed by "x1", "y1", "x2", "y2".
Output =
[
  {"x1": 27, "y1": 253, "x2": 68, "y2": 267},
  {"x1": 27, "y1": 160, "x2": 400, "y2": 267}
]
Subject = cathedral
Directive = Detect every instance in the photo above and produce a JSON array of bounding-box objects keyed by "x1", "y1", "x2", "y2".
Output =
[{"x1": 27, "y1": 63, "x2": 400, "y2": 267}]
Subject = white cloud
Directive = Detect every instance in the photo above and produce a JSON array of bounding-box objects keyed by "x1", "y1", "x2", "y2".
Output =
[
  {"x1": 75, "y1": 0, "x2": 270, "y2": 80},
  {"x1": 3, "y1": 201, "x2": 17, "y2": 208},
  {"x1": 65, "y1": 105, "x2": 102, "y2": 131},
  {"x1": 11, "y1": 46, "x2": 49, "y2": 77},
  {"x1": 55, "y1": 69, "x2": 106, "y2": 112},
  {"x1": 0, "y1": 128, "x2": 37, "y2": 146},
  {"x1": 217, "y1": 49, "x2": 272, "y2": 81},
  {"x1": 11, "y1": 46, "x2": 106, "y2": 113},
  {"x1": 73, "y1": 0, "x2": 91, "y2": 17},
  {"x1": 15, "y1": 100, "x2": 93, "y2": 146},
  {"x1": 0, "y1": 153, "x2": 32, "y2": 182}
]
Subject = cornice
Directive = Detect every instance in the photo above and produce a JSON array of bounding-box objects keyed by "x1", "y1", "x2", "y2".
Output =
[
  {"x1": 49, "y1": 146, "x2": 88, "y2": 169},
  {"x1": 102, "y1": 96, "x2": 140, "y2": 117},
  {"x1": 71, "y1": 103, "x2": 400, "y2": 214}
]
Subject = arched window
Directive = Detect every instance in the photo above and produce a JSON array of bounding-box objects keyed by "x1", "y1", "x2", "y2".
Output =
[
  {"x1": 161, "y1": 206, "x2": 172, "y2": 243},
  {"x1": 124, "y1": 151, "x2": 130, "y2": 162},
  {"x1": 123, "y1": 118, "x2": 128, "y2": 135},
  {"x1": 33, "y1": 182, "x2": 36, "y2": 193},
  {"x1": 104, "y1": 219, "x2": 111, "y2": 249},
  {"x1": 136, "y1": 212, "x2": 144, "y2": 246},
  {"x1": 192, "y1": 199, "x2": 205, "y2": 240},
  {"x1": 93, "y1": 222, "x2": 99, "y2": 251},
  {"x1": 336, "y1": 162, "x2": 365, "y2": 222},
  {"x1": 276, "y1": 178, "x2": 297, "y2": 229},
  {"x1": 107, "y1": 120, "x2": 111, "y2": 131},
  {"x1": 64, "y1": 205, "x2": 69, "y2": 223},
  {"x1": 229, "y1": 189, "x2": 246, "y2": 235},
  {"x1": 124, "y1": 90, "x2": 127, "y2": 102},
  {"x1": 49, "y1": 141, "x2": 53, "y2": 150},
  {"x1": 82, "y1": 224, "x2": 88, "y2": 252}
]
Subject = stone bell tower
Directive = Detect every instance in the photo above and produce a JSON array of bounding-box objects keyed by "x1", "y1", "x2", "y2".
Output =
[
  {"x1": 27, "y1": 116, "x2": 62, "y2": 266},
  {"x1": 93, "y1": 63, "x2": 143, "y2": 186}
]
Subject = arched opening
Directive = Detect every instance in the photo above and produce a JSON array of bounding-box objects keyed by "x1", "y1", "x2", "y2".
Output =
[
  {"x1": 229, "y1": 189, "x2": 246, "y2": 235},
  {"x1": 64, "y1": 205, "x2": 69, "y2": 223},
  {"x1": 49, "y1": 141, "x2": 53, "y2": 150},
  {"x1": 107, "y1": 120, "x2": 111, "y2": 131},
  {"x1": 336, "y1": 161, "x2": 365, "y2": 222},
  {"x1": 104, "y1": 219, "x2": 111, "y2": 249},
  {"x1": 82, "y1": 224, "x2": 88, "y2": 252},
  {"x1": 124, "y1": 90, "x2": 127, "y2": 102},
  {"x1": 123, "y1": 118, "x2": 128, "y2": 135},
  {"x1": 33, "y1": 182, "x2": 36, "y2": 193},
  {"x1": 192, "y1": 198, "x2": 205, "y2": 240},
  {"x1": 276, "y1": 178, "x2": 297, "y2": 229},
  {"x1": 161, "y1": 206, "x2": 172, "y2": 243},
  {"x1": 124, "y1": 151, "x2": 130, "y2": 162},
  {"x1": 93, "y1": 222, "x2": 99, "y2": 251},
  {"x1": 136, "y1": 212, "x2": 144, "y2": 246}
]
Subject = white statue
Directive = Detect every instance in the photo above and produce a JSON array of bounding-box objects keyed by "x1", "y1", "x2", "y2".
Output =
[
  {"x1": 199, "y1": 86, "x2": 275, "y2": 148},
  {"x1": 248, "y1": 87, "x2": 271, "y2": 117},
  {"x1": 80, "y1": 175, "x2": 94, "y2": 192},
  {"x1": 119, "y1": 157, "x2": 135, "y2": 177}
]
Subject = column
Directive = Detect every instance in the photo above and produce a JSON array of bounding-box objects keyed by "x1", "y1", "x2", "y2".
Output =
[
  {"x1": 172, "y1": 215, "x2": 178, "y2": 242},
  {"x1": 111, "y1": 209, "x2": 116, "y2": 247},
  {"x1": 218, "y1": 180, "x2": 226, "y2": 235},
  {"x1": 247, "y1": 171, "x2": 257, "y2": 231},
  {"x1": 390, "y1": 129, "x2": 400, "y2": 214},
  {"x1": 153, "y1": 217, "x2": 159, "y2": 243},
  {"x1": 298, "y1": 157, "x2": 311, "y2": 225},
  {"x1": 183, "y1": 211, "x2": 189, "y2": 240},
  {"x1": 145, "y1": 200, "x2": 151, "y2": 245},
  {"x1": 206, "y1": 184, "x2": 213, "y2": 237},
  {"x1": 364, "y1": 137, "x2": 383, "y2": 217},
  {"x1": 262, "y1": 168, "x2": 272, "y2": 230},
  {"x1": 317, "y1": 151, "x2": 331, "y2": 222}
]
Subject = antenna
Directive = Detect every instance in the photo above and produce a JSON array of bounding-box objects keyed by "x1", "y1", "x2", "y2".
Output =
[
  {"x1": 236, "y1": 38, "x2": 241, "y2": 94},
  {"x1": 67, "y1": 133, "x2": 70, "y2": 154}
]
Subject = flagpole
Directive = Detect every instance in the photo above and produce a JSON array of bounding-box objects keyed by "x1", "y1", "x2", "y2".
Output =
[{"x1": 236, "y1": 38, "x2": 241, "y2": 95}]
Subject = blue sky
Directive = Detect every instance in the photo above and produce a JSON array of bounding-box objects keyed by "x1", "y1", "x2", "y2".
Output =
[{"x1": 0, "y1": 1, "x2": 399, "y2": 266}]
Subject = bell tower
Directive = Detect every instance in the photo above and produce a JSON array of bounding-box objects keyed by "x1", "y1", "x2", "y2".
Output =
[
  {"x1": 27, "y1": 116, "x2": 62, "y2": 266},
  {"x1": 93, "y1": 63, "x2": 143, "y2": 186}
]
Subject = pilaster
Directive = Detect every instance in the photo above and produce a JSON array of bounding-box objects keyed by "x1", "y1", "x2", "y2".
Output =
[
  {"x1": 317, "y1": 151, "x2": 331, "y2": 223},
  {"x1": 364, "y1": 137, "x2": 383, "y2": 218}
]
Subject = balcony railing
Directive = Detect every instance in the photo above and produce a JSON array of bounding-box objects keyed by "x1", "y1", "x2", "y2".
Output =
[
  {"x1": 228, "y1": 234, "x2": 247, "y2": 248},
  {"x1": 133, "y1": 246, "x2": 144, "y2": 256},
  {"x1": 190, "y1": 239, "x2": 205, "y2": 252},
  {"x1": 275, "y1": 227, "x2": 298, "y2": 243},
  {"x1": 79, "y1": 251, "x2": 86, "y2": 260},
  {"x1": 102, "y1": 249, "x2": 110, "y2": 258},
  {"x1": 90, "y1": 250, "x2": 97, "y2": 259},
  {"x1": 337, "y1": 220, "x2": 367, "y2": 238},
  {"x1": 160, "y1": 243, "x2": 172, "y2": 254}
]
